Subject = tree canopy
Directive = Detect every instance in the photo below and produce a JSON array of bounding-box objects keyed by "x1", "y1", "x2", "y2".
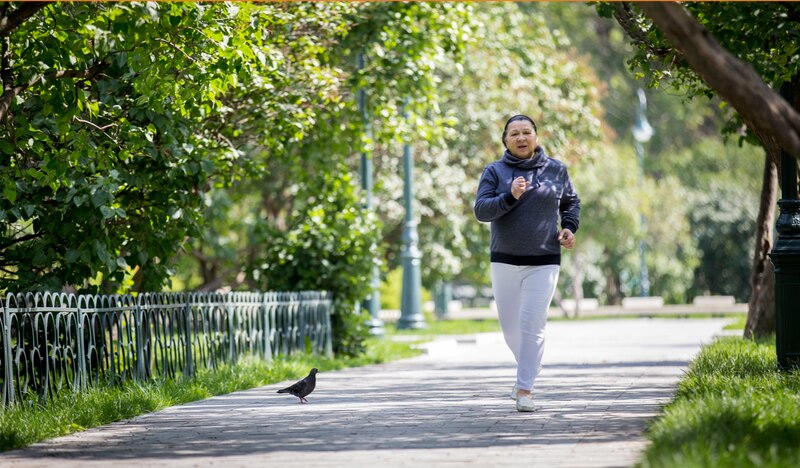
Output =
[
  {"x1": 604, "y1": 2, "x2": 800, "y2": 159},
  {"x1": 1, "y1": 2, "x2": 767, "y2": 327},
  {"x1": 598, "y1": 1, "x2": 800, "y2": 334}
]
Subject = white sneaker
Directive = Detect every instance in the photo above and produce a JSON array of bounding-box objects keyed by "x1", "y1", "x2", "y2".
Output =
[
  {"x1": 510, "y1": 385, "x2": 517, "y2": 400},
  {"x1": 516, "y1": 394, "x2": 535, "y2": 412}
]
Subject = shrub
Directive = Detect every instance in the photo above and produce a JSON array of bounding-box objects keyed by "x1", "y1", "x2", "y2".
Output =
[{"x1": 248, "y1": 165, "x2": 383, "y2": 356}]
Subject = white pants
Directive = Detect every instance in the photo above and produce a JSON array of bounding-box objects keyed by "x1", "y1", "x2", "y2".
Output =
[{"x1": 491, "y1": 263, "x2": 560, "y2": 392}]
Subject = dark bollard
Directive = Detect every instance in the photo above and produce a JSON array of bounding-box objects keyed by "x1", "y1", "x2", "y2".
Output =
[
  {"x1": 434, "y1": 281, "x2": 452, "y2": 320},
  {"x1": 770, "y1": 203, "x2": 800, "y2": 370},
  {"x1": 769, "y1": 81, "x2": 800, "y2": 370}
]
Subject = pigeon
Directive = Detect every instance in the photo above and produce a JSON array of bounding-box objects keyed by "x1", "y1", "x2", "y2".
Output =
[{"x1": 277, "y1": 368, "x2": 318, "y2": 404}]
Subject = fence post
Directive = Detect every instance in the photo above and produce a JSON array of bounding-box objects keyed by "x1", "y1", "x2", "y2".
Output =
[
  {"x1": 282, "y1": 292, "x2": 289, "y2": 356},
  {"x1": 260, "y1": 293, "x2": 272, "y2": 361},
  {"x1": 292, "y1": 292, "x2": 300, "y2": 354},
  {"x1": 134, "y1": 294, "x2": 146, "y2": 381},
  {"x1": 184, "y1": 293, "x2": 194, "y2": 378},
  {"x1": 323, "y1": 292, "x2": 333, "y2": 357},
  {"x1": 74, "y1": 293, "x2": 88, "y2": 391},
  {"x1": 2, "y1": 294, "x2": 13, "y2": 405},
  {"x1": 226, "y1": 294, "x2": 235, "y2": 364},
  {"x1": 299, "y1": 292, "x2": 307, "y2": 353}
]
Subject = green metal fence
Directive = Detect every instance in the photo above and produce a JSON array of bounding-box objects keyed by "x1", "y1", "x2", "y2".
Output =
[{"x1": 0, "y1": 290, "x2": 333, "y2": 406}]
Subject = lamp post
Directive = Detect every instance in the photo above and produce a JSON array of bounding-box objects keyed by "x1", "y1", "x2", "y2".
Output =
[
  {"x1": 357, "y1": 53, "x2": 384, "y2": 336},
  {"x1": 769, "y1": 81, "x2": 800, "y2": 370},
  {"x1": 397, "y1": 99, "x2": 426, "y2": 330},
  {"x1": 631, "y1": 88, "x2": 654, "y2": 297}
]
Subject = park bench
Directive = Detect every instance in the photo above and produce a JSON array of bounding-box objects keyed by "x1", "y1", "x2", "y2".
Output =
[
  {"x1": 692, "y1": 295, "x2": 736, "y2": 308},
  {"x1": 621, "y1": 296, "x2": 665, "y2": 309}
]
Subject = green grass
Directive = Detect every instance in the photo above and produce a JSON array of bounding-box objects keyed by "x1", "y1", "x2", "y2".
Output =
[
  {"x1": 383, "y1": 312, "x2": 747, "y2": 335},
  {"x1": 723, "y1": 313, "x2": 748, "y2": 331},
  {"x1": 640, "y1": 336, "x2": 800, "y2": 467},
  {"x1": 0, "y1": 337, "x2": 422, "y2": 452},
  {"x1": 384, "y1": 315, "x2": 501, "y2": 336}
]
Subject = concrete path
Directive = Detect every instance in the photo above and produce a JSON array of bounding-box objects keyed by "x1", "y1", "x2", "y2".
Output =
[{"x1": 1, "y1": 318, "x2": 731, "y2": 468}]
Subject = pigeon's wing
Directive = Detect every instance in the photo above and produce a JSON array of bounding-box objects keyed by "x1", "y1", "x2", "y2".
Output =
[
  {"x1": 278, "y1": 379, "x2": 308, "y2": 396},
  {"x1": 298, "y1": 376, "x2": 316, "y2": 398}
]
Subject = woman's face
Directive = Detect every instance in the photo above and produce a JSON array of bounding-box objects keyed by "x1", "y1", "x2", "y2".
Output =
[{"x1": 504, "y1": 120, "x2": 539, "y2": 159}]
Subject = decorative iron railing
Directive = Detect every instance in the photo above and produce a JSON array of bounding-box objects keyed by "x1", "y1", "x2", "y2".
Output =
[{"x1": 0, "y1": 290, "x2": 333, "y2": 406}]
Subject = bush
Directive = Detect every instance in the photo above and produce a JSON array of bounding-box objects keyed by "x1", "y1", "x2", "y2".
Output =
[{"x1": 248, "y1": 165, "x2": 383, "y2": 357}]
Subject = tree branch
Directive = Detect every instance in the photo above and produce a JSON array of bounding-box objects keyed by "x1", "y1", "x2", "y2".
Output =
[
  {"x1": 73, "y1": 117, "x2": 115, "y2": 132},
  {"x1": 155, "y1": 38, "x2": 197, "y2": 65},
  {"x1": 73, "y1": 116, "x2": 120, "y2": 146},
  {"x1": 612, "y1": 2, "x2": 671, "y2": 60},
  {"x1": 0, "y1": 60, "x2": 109, "y2": 123},
  {"x1": 638, "y1": 2, "x2": 800, "y2": 159},
  {"x1": 0, "y1": 265, "x2": 20, "y2": 275},
  {"x1": 0, "y1": 2, "x2": 50, "y2": 37},
  {"x1": 0, "y1": 232, "x2": 41, "y2": 250}
]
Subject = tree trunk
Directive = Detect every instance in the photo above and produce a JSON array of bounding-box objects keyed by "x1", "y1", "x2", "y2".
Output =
[
  {"x1": 571, "y1": 246, "x2": 585, "y2": 318},
  {"x1": 0, "y1": 3, "x2": 51, "y2": 37},
  {"x1": 603, "y1": 249, "x2": 622, "y2": 305},
  {"x1": 744, "y1": 75, "x2": 800, "y2": 337},
  {"x1": 744, "y1": 153, "x2": 778, "y2": 338},
  {"x1": 604, "y1": 273, "x2": 621, "y2": 306},
  {"x1": 551, "y1": 288, "x2": 569, "y2": 318}
]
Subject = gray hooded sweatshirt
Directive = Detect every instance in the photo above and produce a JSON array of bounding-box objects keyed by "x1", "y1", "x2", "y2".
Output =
[{"x1": 474, "y1": 146, "x2": 580, "y2": 266}]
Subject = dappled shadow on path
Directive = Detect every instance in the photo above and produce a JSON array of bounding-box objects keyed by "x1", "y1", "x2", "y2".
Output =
[{"x1": 4, "y1": 356, "x2": 688, "y2": 462}]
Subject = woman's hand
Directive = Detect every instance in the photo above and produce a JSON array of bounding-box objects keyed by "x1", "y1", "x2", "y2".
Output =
[
  {"x1": 558, "y1": 228, "x2": 575, "y2": 249},
  {"x1": 511, "y1": 176, "x2": 528, "y2": 199}
]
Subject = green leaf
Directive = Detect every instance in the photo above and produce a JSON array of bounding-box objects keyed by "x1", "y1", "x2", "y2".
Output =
[
  {"x1": 100, "y1": 206, "x2": 116, "y2": 219},
  {"x1": 65, "y1": 250, "x2": 81, "y2": 263},
  {"x1": 0, "y1": 140, "x2": 13, "y2": 155},
  {"x1": 3, "y1": 184, "x2": 16, "y2": 204},
  {"x1": 91, "y1": 190, "x2": 108, "y2": 207}
]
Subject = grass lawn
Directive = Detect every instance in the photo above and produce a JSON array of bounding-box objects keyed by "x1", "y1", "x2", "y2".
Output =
[
  {"x1": 0, "y1": 337, "x2": 422, "y2": 452},
  {"x1": 384, "y1": 311, "x2": 747, "y2": 334},
  {"x1": 723, "y1": 313, "x2": 748, "y2": 331},
  {"x1": 384, "y1": 315, "x2": 501, "y2": 336},
  {"x1": 640, "y1": 336, "x2": 800, "y2": 467}
]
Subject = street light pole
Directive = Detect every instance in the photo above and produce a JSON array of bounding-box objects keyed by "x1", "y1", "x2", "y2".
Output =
[
  {"x1": 769, "y1": 80, "x2": 800, "y2": 370},
  {"x1": 397, "y1": 98, "x2": 426, "y2": 330},
  {"x1": 632, "y1": 88, "x2": 654, "y2": 297},
  {"x1": 357, "y1": 53, "x2": 384, "y2": 336}
]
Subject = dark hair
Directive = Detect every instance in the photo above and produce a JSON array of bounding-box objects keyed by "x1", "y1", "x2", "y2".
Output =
[{"x1": 502, "y1": 114, "x2": 538, "y2": 148}]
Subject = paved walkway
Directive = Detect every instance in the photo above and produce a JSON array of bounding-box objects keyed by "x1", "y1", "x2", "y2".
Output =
[{"x1": 1, "y1": 318, "x2": 731, "y2": 468}]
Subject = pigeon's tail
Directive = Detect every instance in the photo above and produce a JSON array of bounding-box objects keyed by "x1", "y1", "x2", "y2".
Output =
[{"x1": 277, "y1": 389, "x2": 289, "y2": 394}]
